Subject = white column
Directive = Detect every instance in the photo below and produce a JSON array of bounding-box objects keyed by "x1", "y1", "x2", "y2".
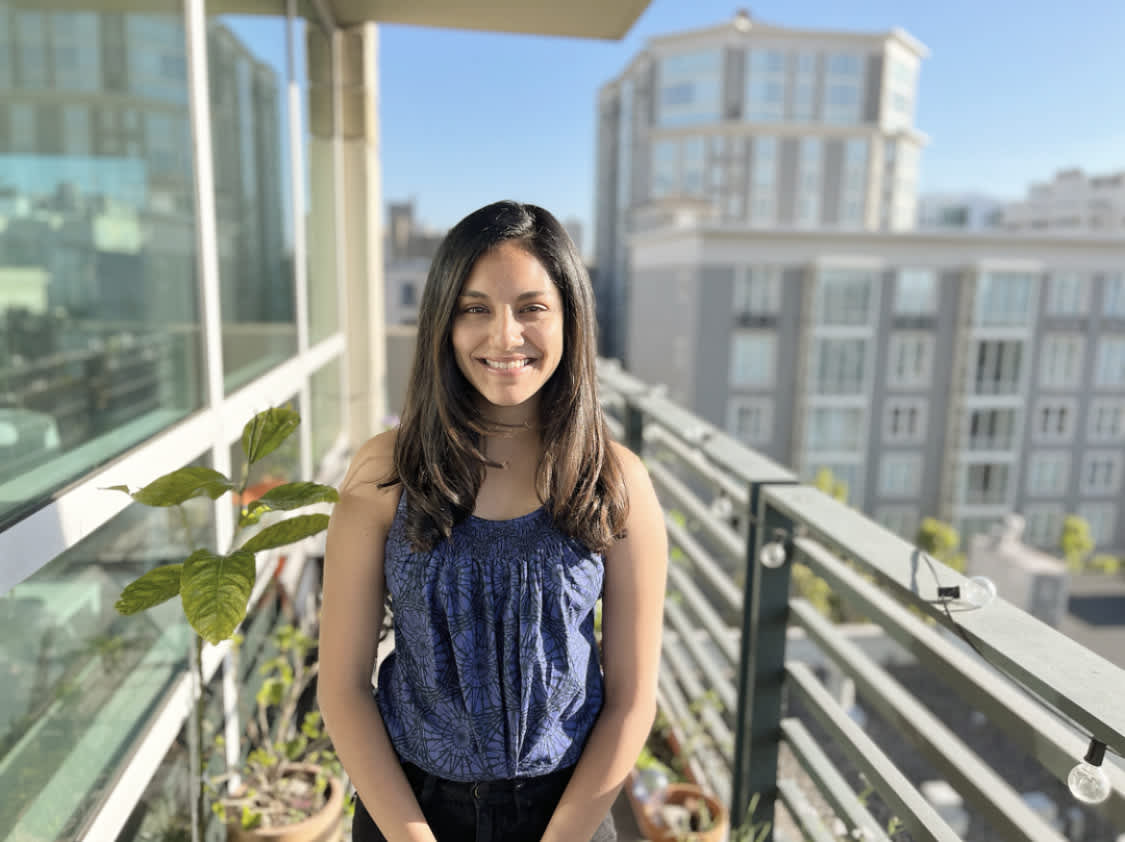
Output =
[{"x1": 339, "y1": 23, "x2": 387, "y2": 449}]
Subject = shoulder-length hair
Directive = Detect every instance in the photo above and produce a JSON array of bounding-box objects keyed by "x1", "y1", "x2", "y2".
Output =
[{"x1": 384, "y1": 200, "x2": 628, "y2": 553}]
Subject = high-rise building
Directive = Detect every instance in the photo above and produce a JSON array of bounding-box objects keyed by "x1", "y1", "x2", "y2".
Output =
[
  {"x1": 626, "y1": 225, "x2": 1125, "y2": 554},
  {"x1": 595, "y1": 10, "x2": 929, "y2": 360}
]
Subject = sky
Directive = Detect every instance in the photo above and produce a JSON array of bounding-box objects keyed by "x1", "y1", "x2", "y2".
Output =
[{"x1": 231, "y1": 0, "x2": 1125, "y2": 251}]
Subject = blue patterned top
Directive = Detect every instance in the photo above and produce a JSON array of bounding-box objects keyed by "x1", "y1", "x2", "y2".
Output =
[{"x1": 376, "y1": 493, "x2": 606, "y2": 781}]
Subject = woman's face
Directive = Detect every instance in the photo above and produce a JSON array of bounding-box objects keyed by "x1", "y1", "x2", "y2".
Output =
[{"x1": 451, "y1": 241, "x2": 564, "y2": 422}]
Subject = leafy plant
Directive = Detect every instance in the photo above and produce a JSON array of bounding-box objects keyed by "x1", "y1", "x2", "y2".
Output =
[
  {"x1": 110, "y1": 407, "x2": 339, "y2": 842},
  {"x1": 209, "y1": 623, "x2": 341, "y2": 830}
]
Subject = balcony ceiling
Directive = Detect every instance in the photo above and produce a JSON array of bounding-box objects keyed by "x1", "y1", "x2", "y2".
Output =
[{"x1": 323, "y1": 0, "x2": 652, "y2": 39}]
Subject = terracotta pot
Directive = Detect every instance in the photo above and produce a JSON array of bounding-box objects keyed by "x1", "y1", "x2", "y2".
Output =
[
  {"x1": 625, "y1": 775, "x2": 728, "y2": 842},
  {"x1": 226, "y1": 764, "x2": 345, "y2": 842}
]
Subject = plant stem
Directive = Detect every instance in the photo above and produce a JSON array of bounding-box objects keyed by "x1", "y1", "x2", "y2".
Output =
[{"x1": 187, "y1": 634, "x2": 204, "y2": 842}]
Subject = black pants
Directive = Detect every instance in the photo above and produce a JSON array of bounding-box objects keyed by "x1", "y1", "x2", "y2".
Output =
[{"x1": 352, "y1": 759, "x2": 618, "y2": 842}]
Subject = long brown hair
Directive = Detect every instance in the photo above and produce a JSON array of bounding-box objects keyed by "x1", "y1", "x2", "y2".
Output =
[{"x1": 384, "y1": 200, "x2": 628, "y2": 553}]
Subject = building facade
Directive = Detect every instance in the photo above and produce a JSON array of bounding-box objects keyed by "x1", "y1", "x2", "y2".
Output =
[
  {"x1": 1001, "y1": 168, "x2": 1125, "y2": 234},
  {"x1": 595, "y1": 10, "x2": 929, "y2": 360},
  {"x1": 0, "y1": 1, "x2": 649, "y2": 840},
  {"x1": 627, "y1": 224, "x2": 1125, "y2": 554},
  {"x1": 917, "y1": 192, "x2": 1006, "y2": 231}
]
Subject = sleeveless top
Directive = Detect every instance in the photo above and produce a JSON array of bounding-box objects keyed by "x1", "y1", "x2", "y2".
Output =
[{"x1": 376, "y1": 493, "x2": 606, "y2": 781}]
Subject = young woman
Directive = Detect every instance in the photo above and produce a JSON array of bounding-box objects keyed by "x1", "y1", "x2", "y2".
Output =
[{"x1": 318, "y1": 200, "x2": 667, "y2": 842}]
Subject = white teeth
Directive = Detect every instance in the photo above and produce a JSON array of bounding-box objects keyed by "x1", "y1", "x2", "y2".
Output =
[{"x1": 484, "y1": 359, "x2": 531, "y2": 370}]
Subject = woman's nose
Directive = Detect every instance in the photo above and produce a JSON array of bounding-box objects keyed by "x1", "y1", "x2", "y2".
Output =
[{"x1": 494, "y1": 309, "x2": 523, "y2": 348}]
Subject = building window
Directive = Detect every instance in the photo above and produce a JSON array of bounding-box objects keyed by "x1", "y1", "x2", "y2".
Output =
[
  {"x1": 879, "y1": 453, "x2": 922, "y2": 497},
  {"x1": 651, "y1": 138, "x2": 679, "y2": 198},
  {"x1": 1039, "y1": 334, "x2": 1085, "y2": 389},
  {"x1": 813, "y1": 338, "x2": 868, "y2": 395},
  {"x1": 401, "y1": 282, "x2": 416, "y2": 308},
  {"x1": 838, "y1": 138, "x2": 868, "y2": 227},
  {"x1": 816, "y1": 269, "x2": 875, "y2": 325},
  {"x1": 733, "y1": 267, "x2": 781, "y2": 315},
  {"x1": 727, "y1": 398, "x2": 773, "y2": 445},
  {"x1": 884, "y1": 400, "x2": 927, "y2": 444},
  {"x1": 791, "y1": 51, "x2": 817, "y2": 121},
  {"x1": 745, "y1": 48, "x2": 786, "y2": 122},
  {"x1": 963, "y1": 463, "x2": 1011, "y2": 505},
  {"x1": 1081, "y1": 451, "x2": 1123, "y2": 496},
  {"x1": 1105, "y1": 274, "x2": 1125, "y2": 318},
  {"x1": 824, "y1": 52, "x2": 864, "y2": 124},
  {"x1": 729, "y1": 333, "x2": 775, "y2": 387},
  {"x1": 973, "y1": 340, "x2": 1024, "y2": 395},
  {"x1": 876, "y1": 506, "x2": 920, "y2": 539},
  {"x1": 976, "y1": 272, "x2": 1036, "y2": 326},
  {"x1": 1027, "y1": 452, "x2": 1070, "y2": 497},
  {"x1": 895, "y1": 269, "x2": 937, "y2": 315},
  {"x1": 967, "y1": 408, "x2": 1017, "y2": 451},
  {"x1": 1088, "y1": 400, "x2": 1125, "y2": 443},
  {"x1": 1094, "y1": 337, "x2": 1125, "y2": 388},
  {"x1": 794, "y1": 138, "x2": 822, "y2": 226},
  {"x1": 1047, "y1": 273, "x2": 1089, "y2": 315},
  {"x1": 1023, "y1": 505, "x2": 1065, "y2": 548},
  {"x1": 750, "y1": 136, "x2": 777, "y2": 225},
  {"x1": 806, "y1": 407, "x2": 865, "y2": 451},
  {"x1": 1033, "y1": 399, "x2": 1078, "y2": 443},
  {"x1": 1077, "y1": 502, "x2": 1117, "y2": 548},
  {"x1": 657, "y1": 49, "x2": 723, "y2": 127},
  {"x1": 887, "y1": 333, "x2": 933, "y2": 389}
]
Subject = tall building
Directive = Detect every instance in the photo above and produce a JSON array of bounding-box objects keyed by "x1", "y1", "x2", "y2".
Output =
[
  {"x1": 383, "y1": 200, "x2": 445, "y2": 325},
  {"x1": 1001, "y1": 168, "x2": 1125, "y2": 234},
  {"x1": 626, "y1": 224, "x2": 1125, "y2": 554},
  {"x1": 0, "y1": 2, "x2": 650, "y2": 840},
  {"x1": 595, "y1": 10, "x2": 929, "y2": 360}
]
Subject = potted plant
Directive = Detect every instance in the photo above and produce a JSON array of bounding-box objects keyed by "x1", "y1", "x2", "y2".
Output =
[
  {"x1": 626, "y1": 708, "x2": 730, "y2": 842},
  {"x1": 112, "y1": 407, "x2": 340, "y2": 842},
  {"x1": 211, "y1": 622, "x2": 344, "y2": 841}
]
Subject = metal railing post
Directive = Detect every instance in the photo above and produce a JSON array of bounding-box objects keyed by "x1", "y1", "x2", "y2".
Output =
[
  {"x1": 624, "y1": 399, "x2": 645, "y2": 456},
  {"x1": 731, "y1": 480, "x2": 797, "y2": 839}
]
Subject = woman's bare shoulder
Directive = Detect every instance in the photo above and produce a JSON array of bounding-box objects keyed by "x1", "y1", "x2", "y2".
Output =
[{"x1": 335, "y1": 429, "x2": 402, "y2": 524}]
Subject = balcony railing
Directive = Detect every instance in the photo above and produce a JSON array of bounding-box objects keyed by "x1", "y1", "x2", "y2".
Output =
[{"x1": 598, "y1": 360, "x2": 1125, "y2": 842}]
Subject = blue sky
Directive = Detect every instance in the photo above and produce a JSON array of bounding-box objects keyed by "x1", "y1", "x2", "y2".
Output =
[{"x1": 231, "y1": 0, "x2": 1125, "y2": 250}]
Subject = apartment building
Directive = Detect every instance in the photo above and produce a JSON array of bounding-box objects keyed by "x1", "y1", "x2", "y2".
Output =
[
  {"x1": 595, "y1": 10, "x2": 929, "y2": 359},
  {"x1": 626, "y1": 219, "x2": 1125, "y2": 554},
  {"x1": 1002, "y1": 168, "x2": 1125, "y2": 234},
  {"x1": 0, "y1": 2, "x2": 649, "y2": 840}
]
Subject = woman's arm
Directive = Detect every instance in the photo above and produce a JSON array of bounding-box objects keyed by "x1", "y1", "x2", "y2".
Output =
[
  {"x1": 540, "y1": 442, "x2": 668, "y2": 842},
  {"x1": 317, "y1": 432, "x2": 437, "y2": 842}
]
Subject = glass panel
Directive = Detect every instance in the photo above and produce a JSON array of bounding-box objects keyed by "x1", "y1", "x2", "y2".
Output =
[
  {"x1": 657, "y1": 49, "x2": 722, "y2": 127},
  {"x1": 0, "y1": 0, "x2": 202, "y2": 529},
  {"x1": 303, "y1": 16, "x2": 339, "y2": 345},
  {"x1": 310, "y1": 357, "x2": 344, "y2": 468},
  {"x1": 209, "y1": 11, "x2": 298, "y2": 391},
  {"x1": 976, "y1": 272, "x2": 1036, "y2": 326},
  {"x1": 0, "y1": 490, "x2": 213, "y2": 841}
]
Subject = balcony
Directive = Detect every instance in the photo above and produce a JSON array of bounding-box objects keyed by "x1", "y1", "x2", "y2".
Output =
[{"x1": 597, "y1": 361, "x2": 1125, "y2": 842}]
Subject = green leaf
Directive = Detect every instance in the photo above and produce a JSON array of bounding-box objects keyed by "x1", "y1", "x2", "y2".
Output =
[
  {"x1": 128, "y1": 467, "x2": 232, "y2": 507},
  {"x1": 257, "y1": 481, "x2": 339, "y2": 510},
  {"x1": 180, "y1": 549, "x2": 256, "y2": 645},
  {"x1": 241, "y1": 407, "x2": 299, "y2": 466},
  {"x1": 240, "y1": 807, "x2": 262, "y2": 831},
  {"x1": 237, "y1": 514, "x2": 330, "y2": 554},
  {"x1": 105, "y1": 484, "x2": 132, "y2": 495},
  {"x1": 115, "y1": 564, "x2": 183, "y2": 615}
]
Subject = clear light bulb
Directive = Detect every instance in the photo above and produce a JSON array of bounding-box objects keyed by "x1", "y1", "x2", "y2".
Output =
[
  {"x1": 962, "y1": 576, "x2": 997, "y2": 608},
  {"x1": 759, "y1": 540, "x2": 787, "y2": 569},
  {"x1": 1069, "y1": 740, "x2": 1111, "y2": 805}
]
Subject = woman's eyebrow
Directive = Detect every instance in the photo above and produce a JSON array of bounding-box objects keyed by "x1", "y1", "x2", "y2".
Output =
[{"x1": 458, "y1": 289, "x2": 547, "y2": 300}]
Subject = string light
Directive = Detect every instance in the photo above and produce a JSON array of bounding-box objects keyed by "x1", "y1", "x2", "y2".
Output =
[
  {"x1": 759, "y1": 540, "x2": 787, "y2": 569},
  {"x1": 1069, "y1": 739, "x2": 1111, "y2": 805},
  {"x1": 937, "y1": 576, "x2": 997, "y2": 608}
]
